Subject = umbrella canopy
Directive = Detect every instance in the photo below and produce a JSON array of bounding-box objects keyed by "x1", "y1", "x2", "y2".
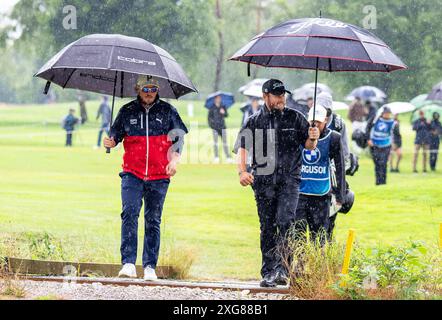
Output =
[
  {"x1": 382, "y1": 102, "x2": 415, "y2": 115},
  {"x1": 331, "y1": 101, "x2": 349, "y2": 111},
  {"x1": 35, "y1": 33, "x2": 197, "y2": 99},
  {"x1": 411, "y1": 104, "x2": 442, "y2": 122},
  {"x1": 239, "y1": 78, "x2": 269, "y2": 98},
  {"x1": 426, "y1": 82, "x2": 442, "y2": 102},
  {"x1": 346, "y1": 86, "x2": 387, "y2": 102},
  {"x1": 205, "y1": 91, "x2": 235, "y2": 109},
  {"x1": 410, "y1": 94, "x2": 430, "y2": 108},
  {"x1": 292, "y1": 82, "x2": 332, "y2": 101},
  {"x1": 230, "y1": 18, "x2": 407, "y2": 72},
  {"x1": 229, "y1": 17, "x2": 406, "y2": 122}
]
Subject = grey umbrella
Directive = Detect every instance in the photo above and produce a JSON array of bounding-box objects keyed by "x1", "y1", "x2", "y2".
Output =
[
  {"x1": 426, "y1": 82, "x2": 442, "y2": 102},
  {"x1": 35, "y1": 34, "x2": 197, "y2": 152}
]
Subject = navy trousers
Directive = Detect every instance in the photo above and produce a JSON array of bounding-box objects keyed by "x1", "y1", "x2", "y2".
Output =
[
  {"x1": 252, "y1": 177, "x2": 299, "y2": 277},
  {"x1": 294, "y1": 194, "x2": 331, "y2": 246},
  {"x1": 120, "y1": 172, "x2": 170, "y2": 269},
  {"x1": 370, "y1": 146, "x2": 391, "y2": 185}
]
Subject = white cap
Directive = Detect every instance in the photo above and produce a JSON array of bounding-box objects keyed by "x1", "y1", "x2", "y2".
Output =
[
  {"x1": 308, "y1": 104, "x2": 328, "y2": 122},
  {"x1": 317, "y1": 92, "x2": 333, "y2": 110}
]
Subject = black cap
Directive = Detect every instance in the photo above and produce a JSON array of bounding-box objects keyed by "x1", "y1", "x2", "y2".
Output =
[
  {"x1": 382, "y1": 106, "x2": 392, "y2": 114},
  {"x1": 262, "y1": 79, "x2": 292, "y2": 96}
]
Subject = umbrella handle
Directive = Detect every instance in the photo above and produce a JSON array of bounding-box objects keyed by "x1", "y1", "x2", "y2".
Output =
[{"x1": 106, "y1": 71, "x2": 118, "y2": 154}]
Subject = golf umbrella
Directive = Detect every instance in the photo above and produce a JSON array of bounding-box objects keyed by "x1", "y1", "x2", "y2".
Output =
[
  {"x1": 382, "y1": 102, "x2": 415, "y2": 115},
  {"x1": 229, "y1": 17, "x2": 407, "y2": 121},
  {"x1": 346, "y1": 86, "x2": 387, "y2": 103},
  {"x1": 410, "y1": 94, "x2": 431, "y2": 108},
  {"x1": 239, "y1": 78, "x2": 269, "y2": 98},
  {"x1": 205, "y1": 91, "x2": 235, "y2": 109},
  {"x1": 331, "y1": 101, "x2": 349, "y2": 111},
  {"x1": 293, "y1": 82, "x2": 332, "y2": 102},
  {"x1": 426, "y1": 82, "x2": 442, "y2": 102},
  {"x1": 34, "y1": 33, "x2": 197, "y2": 152}
]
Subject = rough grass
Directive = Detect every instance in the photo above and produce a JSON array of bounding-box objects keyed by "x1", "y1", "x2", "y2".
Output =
[{"x1": 0, "y1": 100, "x2": 441, "y2": 280}]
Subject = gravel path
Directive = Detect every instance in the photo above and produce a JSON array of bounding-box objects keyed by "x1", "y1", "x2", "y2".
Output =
[{"x1": 3, "y1": 280, "x2": 292, "y2": 300}]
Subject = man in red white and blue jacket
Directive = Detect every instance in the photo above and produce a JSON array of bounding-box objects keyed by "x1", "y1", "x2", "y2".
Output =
[{"x1": 104, "y1": 75, "x2": 188, "y2": 281}]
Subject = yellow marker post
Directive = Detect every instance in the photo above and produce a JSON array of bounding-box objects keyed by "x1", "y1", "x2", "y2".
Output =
[{"x1": 340, "y1": 229, "x2": 356, "y2": 287}]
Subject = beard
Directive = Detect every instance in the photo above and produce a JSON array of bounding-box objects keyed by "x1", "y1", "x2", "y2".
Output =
[{"x1": 268, "y1": 101, "x2": 285, "y2": 110}]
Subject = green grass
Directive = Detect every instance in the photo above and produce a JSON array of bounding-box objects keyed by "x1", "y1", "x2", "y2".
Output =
[{"x1": 0, "y1": 99, "x2": 440, "y2": 280}]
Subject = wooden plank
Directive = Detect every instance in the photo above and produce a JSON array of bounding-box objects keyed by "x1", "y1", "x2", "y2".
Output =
[
  {"x1": 24, "y1": 276, "x2": 290, "y2": 295},
  {"x1": 5, "y1": 257, "x2": 174, "y2": 279}
]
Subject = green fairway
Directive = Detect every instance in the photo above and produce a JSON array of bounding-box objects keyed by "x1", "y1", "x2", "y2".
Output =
[{"x1": 0, "y1": 99, "x2": 441, "y2": 280}]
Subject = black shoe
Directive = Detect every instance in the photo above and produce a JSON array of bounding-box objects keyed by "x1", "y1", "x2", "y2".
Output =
[
  {"x1": 260, "y1": 273, "x2": 277, "y2": 288},
  {"x1": 274, "y1": 270, "x2": 289, "y2": 286}
]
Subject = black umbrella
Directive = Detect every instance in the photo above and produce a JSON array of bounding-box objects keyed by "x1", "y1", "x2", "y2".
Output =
[
  {"x1": 426, "y1": 82, "x2": 442, "y2": 102},
  {"x1": 229, "y1": 17, "x2": 407, "y2": 121},
  {"x1": 35, "y1": 33, "x2": 197, "y2": 152}
]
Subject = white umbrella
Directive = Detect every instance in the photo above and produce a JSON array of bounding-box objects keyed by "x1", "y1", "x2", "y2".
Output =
[
  {"x1": 293, "y1": 82, "x2": 332, "y2": 101},
  {"x1": 239, "y1": 78, "x2": 269, "y2": 98},
  {"x1": 331, "y1": 101, "x2": 349, "y2": 110},
  {"x1": 382, "y1": 102, "x2": 416, "y2": 114}
]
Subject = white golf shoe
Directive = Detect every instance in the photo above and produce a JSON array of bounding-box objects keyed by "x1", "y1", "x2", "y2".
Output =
[
  {"x1": 118, "y1": 263, "x2": 137, "y2": 278},
  {"x1": 143, "y1": 266, "x2": 158, "y2": 281}
]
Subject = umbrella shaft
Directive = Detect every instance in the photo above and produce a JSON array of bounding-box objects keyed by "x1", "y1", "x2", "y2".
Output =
[
  {"x1": 313, "y1": 57, "x2": 319, "y2": 122},
  {"x1": 106, "y1": 71, "x2": 118, "y2": 154}
]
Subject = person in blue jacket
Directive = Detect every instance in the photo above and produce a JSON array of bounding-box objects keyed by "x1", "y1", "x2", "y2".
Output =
[
  {"x1": 366, "y1": 106, "x2": 396, "y2": 185},
  {"x1": 294, "y1": 104, "x2": 346, "y2": 245},
  {"x1": 62, "y1": 108, "x2": 79, "y2": 147}
]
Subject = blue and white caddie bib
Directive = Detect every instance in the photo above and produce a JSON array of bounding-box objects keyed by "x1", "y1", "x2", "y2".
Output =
[
  {"x1": 370, "y1": 118, "x2": 395, "y2": 147},
  {"x1": 300, "y1": 130, "x2": 332, "y2": 196}
]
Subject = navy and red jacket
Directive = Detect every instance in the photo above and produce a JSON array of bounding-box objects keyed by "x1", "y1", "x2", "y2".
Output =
[{"x1": 110, "y1": 96, "x2": 188, "y2": 181}]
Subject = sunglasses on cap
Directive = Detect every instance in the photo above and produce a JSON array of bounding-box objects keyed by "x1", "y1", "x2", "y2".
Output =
[{"x1": 141, "y1": 86, "x2": 159, "y2": 93}]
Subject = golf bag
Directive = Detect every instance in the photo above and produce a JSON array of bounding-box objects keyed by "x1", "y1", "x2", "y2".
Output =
[
  {"x1": 352, "y1": 128, "x2": 368, "y2": 149},
  {"x1": 346, "y1": 152, "x2": 359, "y2": 176},
  {"x1": 330, "y1": 161, "x2": 355, "y2": 217}
]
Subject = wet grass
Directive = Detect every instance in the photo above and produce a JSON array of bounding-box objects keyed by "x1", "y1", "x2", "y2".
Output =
[{"x1": 0, "y1": 100, "x2": 440, "y2": 280}]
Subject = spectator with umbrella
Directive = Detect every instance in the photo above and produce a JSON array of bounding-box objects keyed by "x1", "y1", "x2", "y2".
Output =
[
  {"x1": 412, "y1": 110, "x2": 431, "y2": 173},
  {"x1": 205, "y1": 92, "x2": 235, "y2": 163},
  {"x1": 429, "y1": 112, "x2": 441, "y2": 171}
]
